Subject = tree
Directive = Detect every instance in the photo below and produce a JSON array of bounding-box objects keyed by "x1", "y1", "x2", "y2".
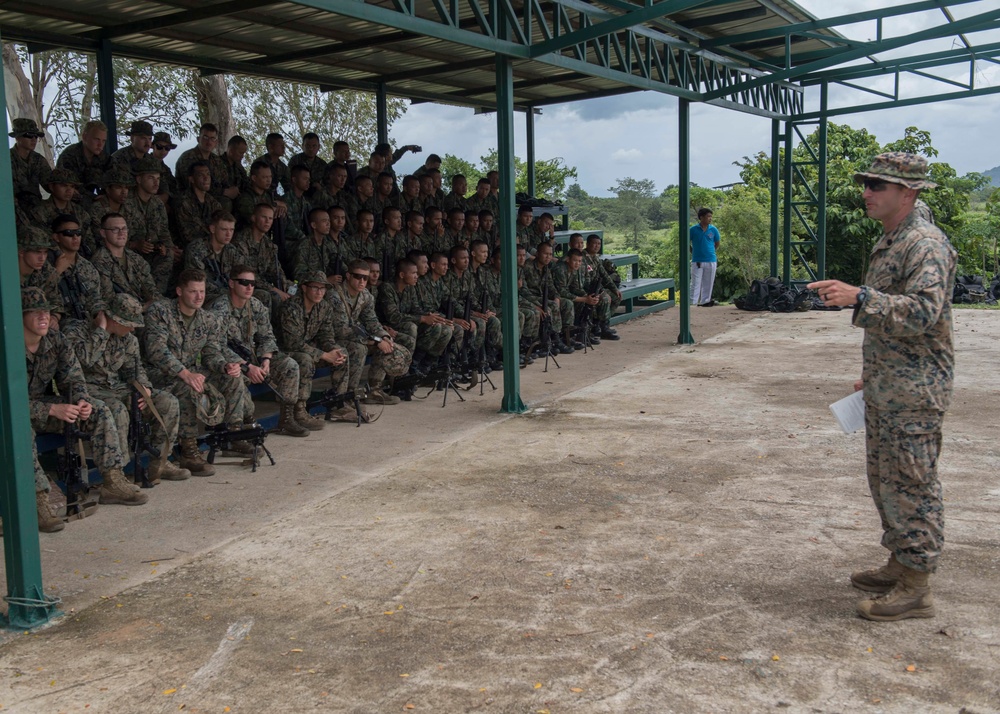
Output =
[
  {"x1": 607, "y1": 177, "x2": 655, "y2": 251},
  {"x1": 439, "y1": 153, "x2": 483, "y2": 191},
  {"x1": 713, "y1": 186, "x2": 771, "y2": 294}
]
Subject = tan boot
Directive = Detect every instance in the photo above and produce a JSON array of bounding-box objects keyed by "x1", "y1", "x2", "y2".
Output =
[
  {"x1": 36, "y1": 490, "x2": 66, "y2": 533},
  {"x1": 149, "y1": 458, "x2": 191, "y2": 481},
  {"x1": 278, "y1": 403, "x2": 310, "y2": 436},
  {"x1": 100, "y1": 468, "x2": 149, "y2": 506},
  {"x1": 851, "y1": 553, "x2": 906, "y2": 593},
  {"x1": 857, "y1": 566, "x2": 935, "y2": 621},
  {"x1": 362, "y1": 388, "x2": 400, "y2": 406},
  {"x1": 179, "y1": 437, "x2": 215, "y2": 477},
  {"x1": 294, "y1": 401, "x2": 326, "y2": 431}
]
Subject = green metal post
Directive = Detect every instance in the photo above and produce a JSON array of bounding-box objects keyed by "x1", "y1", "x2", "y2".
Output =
[
  {"x1": 677, "y1": 98, "x2": 694, "y2": 345},
  {"x1": 96, "y1": 39, "x2": 118, "y2": 153},
  {"x1": 770, "y1": 118, "x2": 781, "y2": 278},
  {"x1": 376, "y1": 83, "x2": 389, "y2": 146},
  {"x1": 816, "y1": 82, "x2": 829, "y2": 280},
  {"x1": 0, "y1": 37, "x2": 60, "y2": 630},
  {"x1": 782, "y1": 120, "x2": 794, "y2": 286},
  {"x1": 496, "y1": 55, "x2": 526, "y2": 413},
  {"x1": 525, "y1": 107, "x2": 536, "y2": 197}
]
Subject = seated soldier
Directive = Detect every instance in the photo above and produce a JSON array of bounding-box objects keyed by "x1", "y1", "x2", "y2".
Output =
[
  {"x1": 326, "y1": 205, "x2": 351, "y2": 284},
  {"x1": 441, "y1": 174, "x2": 468, "y2": 214},
  {"x1": 478, "y1": 210, "x2": 497, "y2": 251},
  {"x1": 9, "y1": 118, "x2": 52, "y2": 213},
  {"x1": 369, "y1": 257, "x2": 416, "y2": 355},
  {"x1": 49, "y1": 214, "x2": 104, "y2": 330},
  {"x1": 377, "y1": 254, "x2": 450, "y2": 376},
  {"x1": 151, "y1": 132, "x2": 180, "y2": 204},
  {"x1": 332, "y1": 260, "x2": 412, "y2": 406},
  {"x1": 413, "y1": 153, "x2": 442, "y2": 179},
  {"x1": 584, "y1": 234, "x2": 622, "y2": 340},
  {"x1": 293, "y1": 207, "x2": 347, "y2": 285},
  {"x1": 313, "y1": 163, "x2": 359, "y2": 235},
  {"x1": 91, "y1": 212, "x2": 160, "y2": 306},
  {"x1": 371, "y1": 172, "x2": 400, "y2": 232},
  {"x1": 22, "y1": 287, "x2": 148, "y2": 507},
  {"x1": 276, "y1": 272, "x2": 354, "y2": 422},
  {"x1": 399, "y1": 175, "x2": 423, "y2": 215},
  {"x1": 485, "y1": 248, "x2": 537, "y2": 365},
  {"x1": 110, "y1": 120, "x2": 153, "y2": 174},
  {"x1": 234, "y1": 159, "x2": 285, "y2": 229},
  {"x1": 424, "y1": 251, "x2": 469, "y2": 367},
  {"x1": 18, "y1": 225, "x2": 63, "y2": 329},
  {"x1": 363, "y1": 256, "x2": 384, "y2": 305},
  {"x1": 356, "y1": 151, "x2": 385, "y2": 183},
  {"x1": 209, "y1": 265, "x2": 320, "y2": 438},
  {"x1": 63, "y1": 294, "x2": 191, "y2": 484},
  {"x1": 222, "y1": 135, "x2": 250, "y2": 205},
  {"x1": 525, "y1": 212, "x2": 556, "y2": 255},
  {"x1": 56, "y1": 120, "x2": 112, "y2": 206},
  {"x1": 232, "y1": 202, "x2": 291, "y2": 314},
  {"x1": 288, "y1": 132, "x2": 327, "y2": 194},
  {"x1": 176, "y1": 123, "x2": 239, "y2": 210},
  {"x1": 143, "y1": 269, "x2": 253, "y2": 476},
  {"x1": 515, "y1": 204, "x2": 534, "y2": 248},
  {"x1": 344, "y1": 208, "x2": 379, "y2": 267},
  {"x1": 443, "y1": 246, "x2": 485, "y2": 370},
  {"x1": 418, "y1": 172, "x2": 440, "y2": 209},
  {"x1": 185, "y1": 209, "x2": 241, "y2": 303},
  {"x1": 461, "y1": 210, "x2": 480, "y2": 247},
  {"x1": 326, "y1": 140, "x2": 357, "y2": 193},
  {"x1": 422, "y1": 206, "x2": 446, "y2": 256},
  {"x1": 469, "y1": 239, "x2": 503, "y2": 366},
  {"x1": 33, "y1": 169, "x2": 95, "y2": 255},
  {"x1": 174, "y1": 160, "x2": 223, "y2": 249},
  {"x1": 521, "y1": 241, "x2": 575, "y2": 354},
  {"x1": 26, "y1": 424, "x2": 68, "y2": 533},
  {"x1": 378, "y1": 206, "x2": 405, "y2": 264},
  {"x1": 439, "y1": 207, "x2": 465, "y2": 255},
  {"x1": 400, "y1": 210, "x2": 424, "y2": 256},
  {"x1": 554, "y1": 247, "x2": 609, "y2": 345},
  {"x1": 284, "y1": 164, "x2": 312, "y2": 249},
  {"x1": 123, "y1": 156, "x2": 177, "y2": 294},
  {"x1": 355, "y1": 175, "x2": 377, "y2": 222},
  {"x1": 88, "y1": 167, "x2": 131, "y2": 252},
  {"x1": 466, "y1": 177, "x2": 498, "y2": 217},
  {"x1": 255, "y1": 132, "x2": 291, "y2": 195}
]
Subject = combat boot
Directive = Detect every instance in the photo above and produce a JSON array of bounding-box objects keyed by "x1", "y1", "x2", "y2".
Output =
[
  {"x1": 851, "y1": 553, "x2": 905, "y2": 593},
  {"x1": 99, "y1": 468, "x2": 149, "y2": 506},
  {"x1": 277, "y1": 403, "x2": 309, "y2": 437},
  {"x1": 36, "y1": 490, "x2": 65, "y2": 533},
  {"x1": 362, "y1": 388, "x2": 401, "y2": 406},
  {"x1": 179, "y1": 437, "x2": 215, "y2": 477},
  {"x1": 599, "y1": 322, "x2": 621, "y2": 340},
  {"x1": 148, "y1": 458, "x2": 191, "y2": 481},
  {"x1": 294, "y1": 401, "x2": 326, "y2": 431},
  {"x1": 564, "y1": 328, "x2": 585, "y2": 350},
  {"x1": 857, "y1": 567, "x2": 935, "y2": 622}
]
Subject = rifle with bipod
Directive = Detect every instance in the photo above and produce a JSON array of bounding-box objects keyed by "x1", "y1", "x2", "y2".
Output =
[
  {"x1": 459, "y1": 292, "x2": 475, "y2": 379},
  {"x1": 204, "y1": 256, "x2": 228, "y2": 297},
  {"x1": 576, "y1": 272, "x2": 603, "y2": 352},
  {"x1": 309, "y1": 388, "x2": 365, "y2": 426},
  {"x1": 473, "y1": 286, "x2": 497, "y2": 394},
  {"x1": 202, "y1": 422, "x2": 275, "y2": 472},
  {"x1": 128, "y1": 386, "x2": 160, "y2": 488},
  {"x1": 58, "y1": 407, "x2": 91, "y2": 517},
  {"x1": 427, "y1": 297, "x2": 465, "y2": 406},
  {"x1": 538, "y1": 266, "x2": 560, "y2": 372}
]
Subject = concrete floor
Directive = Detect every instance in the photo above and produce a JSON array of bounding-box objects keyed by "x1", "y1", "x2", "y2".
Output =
[{"x1": 1, "y1": 307, "x2": 998, "y2": 713}]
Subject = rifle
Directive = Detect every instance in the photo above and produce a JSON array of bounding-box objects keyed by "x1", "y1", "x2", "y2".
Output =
[
  {"x1": 428, "y1": 297, "x2": 465, "y2": 406},
  {"x1": 205, "y1": 256, "x2": 228, "y2": 297},
  {"x1": 473, "y1": 286, "x2": 497, "y2": 394},
  {"x1": 310, "y1": 388, "x2": 364, "y2": 426},
  {"x1": 576, "y1": 272, "x2": 603, "y2": 351},
  {"x1": 538, "y1": 266, "x2": 560, "y2": 372},
  {"x1": 202, "y1": 423, "x2": 275, "y2": 472},
  {"x1": 128, "y1": 386, "x2": 160, "y2": 488},
  {"x1": 329, "y1": 253, "x2": 343, "y2": 282},
  {"x1": 459, "y1": 292, "x2": 474, "y2": 375},
  {"x1": 58, "y1": 413, "x2": 90, "y2": 516},
  {"x1": 58, "y1": 272, "x2": 87, "y2": 321},
  {"x1": 382, "y1": 248, "x2": 393, "y2": 291}
]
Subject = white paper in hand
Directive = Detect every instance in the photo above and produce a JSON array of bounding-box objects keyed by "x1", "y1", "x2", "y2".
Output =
[{"x1": 830, "y1": 390, "x2": 865, "y2": 433}]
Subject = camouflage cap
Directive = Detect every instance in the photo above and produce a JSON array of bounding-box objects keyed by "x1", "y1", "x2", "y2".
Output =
[
  {"x1": 17, "y1": 224, "x2": 53, "y2": 251},
  {"x1": 153, "y1": 131, "x2": 178, "y2": 149},
  {"x1": 126, "y1": 120, "x2": 154, "y2": 137},
  {"x1": 105, "y1": 293, "x2": 144, "y2": 328},
  {"x1": 47, "y1": 168, "x2": 80, "y2": 186},
  {"x1": 8, "y1": 118, "x2": 44, "y2": 138},
  {"x1": 301, "y1": 271, "x2": 333, "y2": 288},
  {"x1": 853, "y1": 152, "x2": 937, "y2": 190},
  {"x1": 133, "y1": 155, "x2": 163, "y2": 176},
  {"x1": 21, "y1": 287, "x2": 53, "y2": 312},
  {"x1": 102, "y1": 166, "x2": 135, "y2": 188}
]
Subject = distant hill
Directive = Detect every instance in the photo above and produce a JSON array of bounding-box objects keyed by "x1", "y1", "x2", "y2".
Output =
[{"x1": 981, "y1": 165, "x2": 1000, "y2": 185}]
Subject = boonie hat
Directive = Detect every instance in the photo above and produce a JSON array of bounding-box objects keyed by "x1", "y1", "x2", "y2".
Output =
[
  {"x1": 126, "y1": 120, "x2": 154, "y2": 137},
  {"x1": 102, "y1": 166, "x2": 135, "y2": 188},
  {"x1": 302, "y1": 271, "x2": 333, "y2": 287},
  {"x1": 133, "y1": 155, "x2": 163, "y2": 176},
  {"x1": 153, "y1": 131, "x2": 178, "y2": 150},
  {"x1": 853, "y1": 152, "x2": 937, "y2": 190},
  {"x1": 8, "y1": 118, "x2": 45, "y2": 138},
  {"x1": 106, "y1": 293, "x2": 145, "y2": 328},
  {"x1": 17, "y1": 225, "x2": 53, "y2": 251},
  {"x1": 47, "y1": 168, "x2": 80, "y2": 186},
  {"x1": 21, "y1": 287, "x2": 53, "y2": 312}
]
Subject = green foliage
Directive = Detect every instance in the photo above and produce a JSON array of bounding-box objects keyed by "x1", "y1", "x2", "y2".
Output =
[
  {"x1": 439, "y1": 154, "x2": 484, "y2": 191},
  {"x1": 712, "y1": 185, "x2": 771, "y2": 295},
  {"x1": 441, "y1": 150, "x2": 578, "y2": 200}
]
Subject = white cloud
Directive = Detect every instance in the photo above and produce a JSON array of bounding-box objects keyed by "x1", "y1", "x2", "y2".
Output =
[{"x1": 611, "y1": 148, "x2": 643, "y2": 162}]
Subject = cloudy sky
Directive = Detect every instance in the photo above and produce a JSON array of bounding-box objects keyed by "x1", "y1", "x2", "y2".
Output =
[{"x1": 389, "y1": 0, "x2": 1000, "y2": 196}]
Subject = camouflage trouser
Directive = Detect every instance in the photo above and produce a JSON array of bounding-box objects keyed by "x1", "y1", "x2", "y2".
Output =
[
  {"x1": 865, "y1": 406, "x2": 945, "y2": 573},
  {"x1": 289, "y1": 350, "x2": 350, "y2": 400},
  {"x1": 245, "y1": 353, "x2": 300, "y2": 405},
  {"x1": 519, "y1": 306, "x2": 539, "y2": 340},
  {"x1": 143, "y1": 249, "x2": 174, "y2": 296},
  {"x1": 416, "y1": 322, "x2": 454, "y2": 357},
  {"x1": 31, "y1": 427, "x2": 48, "y2": 493},
  {"x1": 483, "y1": 314, "x2": 503, "y2": 350},
  {"x1": 573, "y1": 293, "x2": 612, "y2": 325},
  {"x1": 556, "y1": 297, "x2": 574, "y2": 334},
  {"x1": 341, "y1": 341, "x2": 369, "y2": 391},
  {"x1": 89, "y1": 386, "x2": 181, "y2": 463},
  {"x1": 448, "y1": 318, "x2": 484, "y2": 357},
  {"x1": 155, "y1": 370, "x2": 252, "y2": 438},
  {"x1": 609, "y1": 289, "x2": 622, "y2": 318},
  {"x1": 393, "y1": 322, "x2": 418, "y2": 353},
  {"x1": 368, "y1": 341, "x2": 413, "y2": 386},
  {"x1": 31, "y1": 398, "x2": 124, "y2": 473}
]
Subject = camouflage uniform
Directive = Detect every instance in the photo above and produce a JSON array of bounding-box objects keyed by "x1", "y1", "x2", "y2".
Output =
[
  {"x1": 311, "y1": 189, "x2": 359, "y2": 234},
  {"x1": 233, "y1": 188, "x2": 277, "y2": 230},
  {"x1": 554, "y1": 259, "x2": 611, "y2": 323},
  {"x1": 33, "y1": 198, "x2": 96, "y2": 256},
  {"x1": 524, "y1": 225, "x2": 551, "y2": 254},
  {"x1": 466, "y1": 193, "x2": 499, "y2": 218},
  {"x1": 174, "y1": 189, "x2": 222, "y2": 249},
  {"x1": 49, "y1": 252, "x2": 104, "y2": 328},
  {"x1": 283, "y1": 189, "x2": 311, "y2": 247},
  {"x1": 91, "y1": 246, "x2": 160, "y2": 304},
  {"x1": 288, "y1": 153, "x2": 327, "y2": 190},
  {"x1": 521, "y1": 259, "x2": 566, "y2": 332},
  {"x1": 409, "y1": 274, "x2": 455, "y2": 357},
  {"x1": 441, "y1": 191, "x2": 468, "y2": 215},
  {"x1": 472, "y1": 264, "x2": 508, "y2": 349},
  {"x1": 375, "y1": 283, "x2": 424, "y2": 355},
  {"x1": 142, "y1": 299, "x2": 252, "y2": 438},
  {"x1": 277, "y1": 291, "x2": 350, "y2": 399},
  {"x1": 56, "y1": 142, "x2": 112, "y2": 200},
  {"x1": 175, "y1": 149, "x2": 232, "y2": 207},
  {"x1": 855, "y1": 208, "x2": 956, "y2": 573},
  {"x1": 184, "y1": 238, "x2": 242, "y2": 303},
  {"x1": 209, "y1": 294, "x2": 302, "y2": 405},
  {"x1": 443, "y1": 269, "x2": 486, "y2": 353},
  {"x1": 20, "y1": 264, "x2": 63, "y2": 319},
  {"x1": 583, "y1": 252, "x2": 622, "y2": 316},
  {"x1": 398, "y1": 194, "x2": 424, "y2": 216},
  {"x1": 10, "y1": 146, "x2": 52, "y2": 210},
  {"x1": 110, "y1": 146, "x2": 148, "y2": 175},
  {"x1": 63, "y1": 318, "x2": 182, "y2": 463},
  {"x1": 88, "y1": 196, "x2": 127, "y2": 250},
  {"x1": 123, "y1": 190, "x2": 175, "y2": 293},
  {"x1": 232, "y1": 229, "x2": 289, "y2": 314},
  {"x1": 292, "y1": 234, "x2": 347, "y2": 284},
  {"x1": 344, "y1": 233, "x2": 382, "y2": 265},
  {"x1": 516, "y1": 223, "x2": 532, "y2": 249},
  {"x1": 255, "y1": 154, "x2": 290, "y2": 195},
  {"x1": 330, "y1": 286, "x2": 412, "y2": 389}
]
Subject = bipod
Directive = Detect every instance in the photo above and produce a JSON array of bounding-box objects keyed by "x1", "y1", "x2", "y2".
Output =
[
  {"x1": 472, "y1": 347, "x2": 497, "y2": 395},
  {"x1": 425, "y1": 354, "x2": 465, "y2": 407},
  {"x1": 539, "y1": 329, "x2": 561, "y2": 373}
]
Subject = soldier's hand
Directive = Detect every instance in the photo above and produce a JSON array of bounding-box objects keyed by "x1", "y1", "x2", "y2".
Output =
[
  {"x1": 586, "y1": 295, "x2": 599, "y2": 306},
  {"x1": 49, "y1": 313, "x2": 61, "y2": 331},
  {"x1": 224, "y1": 362, "x2": 242, "y2": 377},
  {"x1": 224, "y1": 186, "x2": 240, "y2": 200},
  {"x1": 179, "y1": 369, "x2": 206, "y2": 394},
  {"x1": 94, "y1": 310, "x2": 108, "y2": 331},
  {"x1": 322, "y1": 349, "x2": 347, "y2": 366},
  {"x1": 274, "y1": 289, "x2": 291, "y2": 302},
  {"x1": 77, "y1": 400, "x2": 93, "y2": 421},
  {"x1": 246, "y1": 364, "x2": 266, "y2": 384},
  {"x1": 807, "y1": 279, "x2": 859, "y2": 308},
  {"x1": 385, "y1": 326, "x2": 398, "y2": 338},
  {"x1": 54, "y1": 251, "x2": 74, "y2": 274},
  {"x1": 274, "y1": 201, "x2": 288, "y2": 218},
  {"x1": 327, "y1": 274, "x2": 342, "y2": 285},
  {"x1": 49, "y1": 403, "x2": 82, "y2": 423},
  {"x1": 854, "y1": 379, "x2": 863, "y2": 392},
  {"x1": 377, "y1": 340, "x2": 393, "y2": 355},
  {"x1": 171, "y1": 245, "x2": 183, "y2": 261},
  {"x1": 136, "y1": 239, "x2": 155, "y2": 254},
  {"x1": 137, "y1": 397, "x2": 147, "y2": 411}
]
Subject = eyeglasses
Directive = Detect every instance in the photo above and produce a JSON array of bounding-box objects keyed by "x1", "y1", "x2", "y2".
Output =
[
  {"x1": 349, "y1": 273, "x2": 369, "y2": 282},
  {"x1": 154, "y1": 144, "x2": 171, "y2": 151},
  {"x1": 57, "y1": 229, "x2": 82, "y2": 237},
  {"x1": 862, "y1": 179, "x2": 890, "y2": 192},
  {"x1": 103, "y1": 226, "x2": 128, "y2": 234},
  {"x1": 233, "y1": 278, "x2": 256, "y2": 287}
]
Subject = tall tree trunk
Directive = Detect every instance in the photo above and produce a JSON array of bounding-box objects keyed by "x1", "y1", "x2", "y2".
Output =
[
  {"x1": 2, "y1": 42, "x2": 53, "y2": 163},
  {"x1": 193, "y1": 72, "x2": 235, "y2": 145}
]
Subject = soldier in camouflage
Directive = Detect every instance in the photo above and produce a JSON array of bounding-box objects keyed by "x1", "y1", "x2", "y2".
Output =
[
  {"x1": 18, "y1": 225, "x2": 63, "y2": 328},
  {"x1": 443, "y1": 246, "x2": 486, "y2": 357},
  {"x1": 175, "y1": 123, "x2": 239, "y2": 210},
  {"x1": 288, "y1": 132, "x2": 328, "y2": 194},
  {"x1": 63, "y1": 293, "x2": 191, "y2": 484},
  {"x1": 441, "y1": 174, "x2": 468, "y2": 215},
  {"x1": 398, "y1": 175, "x2": 424, "y2": 216},
  {"x1": 123, "y1": 156, "x2": 176, "y2": 294},
  {"x1": 32, "y1": 169, "x2": 96, "y2": 255},
  {"x1": 283, "y1": 164, "x2": 312, "y2": 250},
  {"x1": 56, "y1": 120, "x2": 112, "y2": 204},
  {"x1": 48, "y1": 214, "x2": 104, "y2": 330},
  {"x1": 9, "y1": 118, "x2": 52, "y2": 212},
  {"x1": 255, "y1": 133, "x2": 291, "y2": 195},
  {"x1": 91, "y1": 212, "x2": 161, "y2": 305},
  {"x1": 466, "y1": 177, "x2": 499, "y2": 218},
  {"x1": 292, "y1": 207, "x2": 347, "y2": 284},
  {"x1": 515, "y1": 205, "x2": 534, "y2": 249},
  {"x1": 209, "y1": 265, "x2": 320, "y2": 437},
  {"x1": 344, "y1": 209, "x2": 381, "y2": 268},
  {"x1": 469, "y1": 240, "x2": 505, "y2": 358},
  {"x1": 184, "y1": 210, "x2": 242, "y2": 303},
  {"x1": 151, "y1": 131, "x2": 180, "y2": 202},
  {"x1": 22, "y1": 287, "x2": 148, "y2": 507},
  {"x1": 521, "y1": 241, "x2": 575, "y2": 353},
  {"x1": 110, "y1": 120, "x2": 153, "y2": 175},
  {"x1": 418, "y1": 173, "x2": 440, "y2": 210},
  {"x1": 584, "y1": 234, "x2": 622, "y2": 340},
  {"x1": 232, "y1": 202, "x2": 291, "y2": 315},
  {"x1": 554, "y1": 247, "x2": 610, "y2": 342},
  {"x1": 311, "y1": 163, "x2": 359, "y2": 235},
  {"x1": 88, "y1": 167, "x2": 131, "y2": 251},
  {"x1": 377, "y1": 255, "x2": 450, "y2": 375},
  {"x1": 809, "y1": 152, "x2": 956, "y2": 623},
  {"x1": 173, "y1": 160, "x2": 222, "y2": 249},
  {"x1": 142, "y1": 269, "x2": 252, "y2": 476},
  {"x1": 222, "y1": 135, "x2": 251, "y2": 205}
]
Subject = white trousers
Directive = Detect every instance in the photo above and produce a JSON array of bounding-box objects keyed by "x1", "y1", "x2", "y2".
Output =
[{"x1": 690, "y1": 261, "x2": 717, "y2": 305}]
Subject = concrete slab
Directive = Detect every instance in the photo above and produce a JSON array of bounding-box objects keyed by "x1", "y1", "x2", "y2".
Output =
[{"x1": 2, "y1": 308, "x2": 998, "y2": 713}]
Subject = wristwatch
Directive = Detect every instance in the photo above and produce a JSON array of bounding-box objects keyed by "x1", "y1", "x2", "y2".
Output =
[
  {"x1": 371, "y1": 335, "x2": 383, "y2": 343},
  {"x1": 856, "y1": 286, "x2": 868, "y2": 305}
]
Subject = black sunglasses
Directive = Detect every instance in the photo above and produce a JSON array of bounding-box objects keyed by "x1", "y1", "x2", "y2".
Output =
[
  {"x1": 862, "y1": 179, "x2": 890, "y2": 192},
  {"x1": 349, "y1": 272, "x2": 369, "y2": 281},
  {"x1": 233, "y1": 278, "x2": 256, "y2": 287},
  {"x1": 57, "y1": 229, "x2": 82, "y2": 237},
  {"x1": 154, "y1": 144, "x2": 171, "y2": 151}
]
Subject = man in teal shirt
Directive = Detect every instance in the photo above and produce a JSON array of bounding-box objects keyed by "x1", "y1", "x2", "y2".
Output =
[{"x1": 689, "y1": 208, "x2": 720, "y2": 306}]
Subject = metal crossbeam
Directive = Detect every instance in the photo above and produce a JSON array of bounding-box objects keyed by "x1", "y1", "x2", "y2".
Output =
[{"x1": 81, "y1": 0, "x2": 280, "y2": 40}]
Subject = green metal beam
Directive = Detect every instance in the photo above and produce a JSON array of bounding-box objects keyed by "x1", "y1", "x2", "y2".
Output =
[
  {"x1": 374, "y1": 57, "x2": 496, "y2": 83},
  {"x1": 526, "y1": 106, "x2": 536, "y2": 197},
  {"x1": 799, "y1": 41, "x2": 1000, "y2": 84},
  {"x1": 794, "y1": 82, "x2": 1000, "y2": 121},
  {"x1": 769, "y1": 118, "x2": 780, "y2": 278},
  {"x1": 677, "y1": 98, "x2": 693, "y2": 345},
  {"x1": 376, "y1": 83, "x2": 389, "y2": 144},
  {"x1": 816, "y1": 83, "x2": 828, "y2": 281},
  {"x1": 703, "y1": 5, "x2": 1000, "y2": 101},
  {"x1": 82, "y1": 0, "x2": 280, "y2": 40},
  {"x1": 782, "y1": 121, "x2": 793, "y2": 286},
  {"x1": 681, "y1": 6, "x2": 766, "y2": 29},
  {"x1": 0, "y1": 31, "x2": 60, "y2": 630}
]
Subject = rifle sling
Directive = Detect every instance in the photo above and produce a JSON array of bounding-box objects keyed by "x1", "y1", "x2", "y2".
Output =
[{"x1": 131, "y1": 379, "x2": 167, "y2": 464}]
